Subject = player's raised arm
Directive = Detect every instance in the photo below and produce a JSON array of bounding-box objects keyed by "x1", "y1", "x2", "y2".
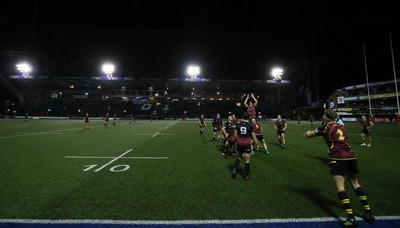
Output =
[
  {"x1": 251, "y1": 93, "x2": 258, "y2": 107},
  {"x1": 244, "y1": 95, "x2": 250, "y2": 107}
]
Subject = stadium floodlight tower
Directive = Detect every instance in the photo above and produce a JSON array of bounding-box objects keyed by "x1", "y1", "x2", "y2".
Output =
[
  {"x1": 102, "y1": 63, "x2": 115, "y2": 78},
  {"x1": 187, "y1": 65, "x2": 200, "y2": 79},
  {"x1": 16, "y1": 63, "x2": 32, "y2": 76}
]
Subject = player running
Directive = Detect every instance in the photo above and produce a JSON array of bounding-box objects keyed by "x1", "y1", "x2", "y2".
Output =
[
  {"x1": 244, "y1": 93, "x2": 258, "y2": 119},
  {"x1": 250, "y1": 118, "x2": 269, "y2": 154},
  {"x1": 24, "y1": 113, "x2": 29, "y2": 123},
  {"x1": 304, "y1": 109, "x2": 375, "y2": 227},
  {"x1": 222, "y1": 115, "x2": 237, "y2": 157},
  {"x1": 360, "y1": 115, "x2": 374, "y2": 147},
  {"x1": 212, "y1": 113, "x2": 223, "y2": 141},
  {"x1": 275, "y1": 115, "x2": 287, "y2": 148},
  {"x1": 84, "y1": 113, "x2": 90, "y2": 130},
  {"x1": 231, "y1": 112, "x2": 260, "y2": 180},
  {"x1": 199, "y1": 114, "x2": 206, "y2": 136}
]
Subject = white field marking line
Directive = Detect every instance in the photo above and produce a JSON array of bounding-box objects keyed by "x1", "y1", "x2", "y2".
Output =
[
  {"x1": 16, "y1": 132, "x2": 62, "y2": 135},
  {"x1": 164, "y1": 121, "x2": 178, "y2": 129},
  {"x1": 152, "y1": 132, "x2": 160, "y2": 137},
  {"x1": 0, "y1": 216, "x2": 399, "y2": 225},
  {"x1": 0, "y1": 127, "x2": 83, "y2": 139},
  {"x1": 94, "y1": 149, "x2": 133, "y2": 172},
  {"x1": 65, "y1": 156, "x2": 168, "y2": 160},
  {"x1": 132, "y1": 133, "x2": 179, "y2": 136}
]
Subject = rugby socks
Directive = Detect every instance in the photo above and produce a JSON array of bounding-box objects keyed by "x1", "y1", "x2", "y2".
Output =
[
  {"x1": 234, "y1": 158, "x2": 241, "y2": 170},
  {"x1": 354, "y1": 187, "x2": 372, "y2": 213},
  {"x1": 337, "y1": 191, "x2": 355, "y2": 219},
  {"x1": 245, "y1": 163, "x2": 250, "y2": 176}
]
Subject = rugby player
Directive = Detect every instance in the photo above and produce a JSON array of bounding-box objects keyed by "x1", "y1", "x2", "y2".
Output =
[
  {"x1": 212, "y1": 113, "x2": 222, "y2": 141},
  {"x1": 304, "y1": 109, "x2": 375, "y2": 227},
  {"x1": 222, "y1": 115, "x2": 237, "y2": 157},
  {"x1": 244, "y1": 93, "x2": 258, "y2": 119},
  {"x1": 104, "y1": 113, "x2": 109, "y2": 127},
  {"x1": 84, "y1": 113, "x2": 90, "y2": 130},
  {"x1": 297, "y1": 115, "x2": 301, "y2": 126},
  {"x1": 275, "y1": 115, "x2": 287, "y2": 148},
  {"x1": 113, "y1": 113, "x2": 117, "y2": 126},
  {"x1": 24, "y1": 112, "x2": 29, "y2": 123},
  {"x1": 199, "y1": 114, "x2": 206, "y2": 136},
  {"x1": 231, "y1": 112, "x2": 260, "y2": 180},
  {"x1": 360, "y1": 116, "x2": 374, "y2": 147},
  {"x1": 309, "y1": 115, "x2": 315, "y2": 128},
  {"x1": 251, "y1": 118, "x2": 269, "y2": 154}
]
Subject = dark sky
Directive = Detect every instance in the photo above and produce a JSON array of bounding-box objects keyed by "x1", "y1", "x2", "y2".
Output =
[{"x1": 1, "y1": 0, "x2": 400, "y2": 98}]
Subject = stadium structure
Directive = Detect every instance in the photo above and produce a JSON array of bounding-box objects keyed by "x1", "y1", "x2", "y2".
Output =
[
  {"x1": 328, "y1": 79, "x2": 400, "y2": 123},
  {"x1": 1, "y1": 73, "x2": 306, "y2": 119}
]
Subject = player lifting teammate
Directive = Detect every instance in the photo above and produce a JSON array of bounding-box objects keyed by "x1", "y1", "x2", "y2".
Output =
[
  {"x1": 250, "y1": 118, "x2": 269, "y2": 154},
  {"x1": 275, "y1": 115, "x2": 287, "y2": 148},
  {"x1": 231, "y1": 112, "x2": 260, "y2": 180},
  {"x1": 84, "y1": 113, "x2": 90, "y2": 130},
  {"x1": 304, "y1": 109, "x2": 375, "y2": 227},
  {"x1": 222, "y1": 115, "x2": 237, "y2": 157}
]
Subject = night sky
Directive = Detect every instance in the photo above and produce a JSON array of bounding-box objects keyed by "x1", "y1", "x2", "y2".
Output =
[{"x1": 1, "y1": 0, "x2": 400, "y2": 99}]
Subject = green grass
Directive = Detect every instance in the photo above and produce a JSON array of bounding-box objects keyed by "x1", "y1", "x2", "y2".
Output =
[{"x1": 0, "y1": 118, "x2": 399, "y2": 220}]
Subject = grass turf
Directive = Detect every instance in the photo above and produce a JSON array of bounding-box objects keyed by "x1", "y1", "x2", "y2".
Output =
[{"x1": 0, "y1": 118, "x2": 399, "y2": 220}]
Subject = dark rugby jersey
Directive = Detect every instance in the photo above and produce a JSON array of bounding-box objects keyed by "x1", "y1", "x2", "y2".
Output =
[
  {"x1": 224, "y1": 121, "x2": 236, "y2": 141},
  {"x1": 361, "y1": 120, "x2": 373, "y2": 130},
  {"x1": 252, "y1": 122, "x2": 262, "y2": 135},
  {"x1": 236, "y1": 121, "x2": 254, "y2": 145},
  {"x1": 212, "y1": 117, "x2": 222, "y2": 128},
  {"x1": 314, "y1": 122, "x2": 356, "y2": 160},
  {"x1": 84, "y1": 116, "x2": 89, "y2": 122},
  {"x1": 275, "y1": 120, "x2": 286, "y2": 131},
  {"x1": 199, "y1": 117, "x2": 205, "y2": 126}
]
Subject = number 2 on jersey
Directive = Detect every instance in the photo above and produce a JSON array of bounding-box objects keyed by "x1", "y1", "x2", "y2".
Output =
[{"x1": 336, "y1": 129, "x2": 345, "y2": 141}]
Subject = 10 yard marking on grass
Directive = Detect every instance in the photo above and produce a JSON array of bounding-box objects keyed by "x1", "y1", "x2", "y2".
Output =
[{"x1": 66, "y1": 149, "x2": 169, "y2": 173}]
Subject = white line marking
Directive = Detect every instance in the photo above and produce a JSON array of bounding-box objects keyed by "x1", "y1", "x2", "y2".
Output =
[
  {"x1": 132, "y1": 133, "x2": 179, "y2": 136},
  {"x1": 164, "y1": 121, "x2": 178, "y2": 129},
  {"x1": 94, "y1": 149, "x2": 133, "y2": 172},
  {"x1": 65, "y1": 156, "x2": 168, "y2": 160},
  {"x1": 16, "y1": 132, "x2": 62, "y2": 135},
  {"x1": 0, "y1": 128, "x2": 81, "y2": 139},
  {"x1": 348, "y1": 133, "x2": 399, "y2": 140},
  {"x1": 0, "y1": 216, "x2": 399, "y2": 225}
]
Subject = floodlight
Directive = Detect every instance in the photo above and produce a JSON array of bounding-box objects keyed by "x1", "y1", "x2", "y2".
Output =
[
  {"x1": 271, "y1": 68, "x2": 283, "y2": 80},
  {"x1": 16, "y1": 63, "x2": 32, "y2": 75},
  {"x1": 102, "y1": 63, "x2": 115, "y2": 76},
  {"x1": 187, "y1": 65, "x2": 200, "y2": 78}
]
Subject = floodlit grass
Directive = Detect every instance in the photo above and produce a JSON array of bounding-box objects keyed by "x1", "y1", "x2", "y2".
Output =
[{"x1": 0, "y1": 118, "x2": 399, "y2": 220}]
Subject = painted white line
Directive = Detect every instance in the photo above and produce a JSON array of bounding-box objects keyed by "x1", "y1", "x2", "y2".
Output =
[
  {"x1": 16, "y1": 132, "x2": 62, "y2": 135},
  {"x1": 164, "y1": 121, "x2": 178, "y2": 129},
  {"x1": 0, "y1": 128, "x2": 82, "y2": 139},
  {"x1": 94, "y1": 149, "x2": 133, "y2": 172},
  {"x1": 66, "y1": 156, "x2": 168, "y2": 160},
  {"x1": 348, "y1": 133, "x2": 399, "y2": 140},
  {"x1": 132, "y1": 133, "x2": 179, "y2": 136},
  {"x1": 0, "y1": 216, "x2": 399, "y2": 225}
]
